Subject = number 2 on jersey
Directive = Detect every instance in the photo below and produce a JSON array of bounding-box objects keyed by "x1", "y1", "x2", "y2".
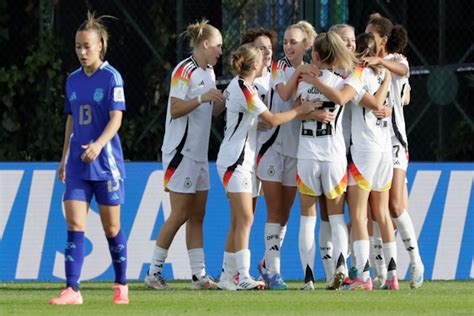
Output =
[{"x1": 79, "y1": 104, "x2": 92, "y2": 125}]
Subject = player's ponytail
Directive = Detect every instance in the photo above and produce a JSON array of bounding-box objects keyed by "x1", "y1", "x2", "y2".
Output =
[
  {"x1": 229, "y1": 43, "x2": 261, "y2": 77},
  {"x1": 77, "y1": 11, "x2": 115, "y2": 60},
  {"x1": 287, "y1": 20, "x2": 317, "y2": 50},
  {"x1": 355, "y1": 32, "x2": 381, "y2": 75},
  {"x1": 313, "y1": 31, "x2": 357, "y2": 73},
  {"x1": 183, "y1": 19, "x2": 220, "y2": 49},
  {"x1": 387, "y1": 24, "x2": 408, "y2": 54}
]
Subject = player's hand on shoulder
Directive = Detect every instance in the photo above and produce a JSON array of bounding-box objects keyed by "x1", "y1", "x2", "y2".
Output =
[
  {"x1": 81, "y1": 142, "x2": 104, "y2": 163},
  {"x1": 298, "y1": 64, "x2": 321, "y2": 78}
]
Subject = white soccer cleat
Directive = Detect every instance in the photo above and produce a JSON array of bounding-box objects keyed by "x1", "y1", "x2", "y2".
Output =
[
  {"x1": 300, "y1": 280, "x2": 315, "y2": 291},
  {"x1": 217, "y1": 275, "x2": 238, "y2": 291},
  {"x1": 410, "y1": 262, "x2": 424, "y2": 289},
  {"x1": 145, "y1": 271, "x2": 169, "y2": 290},
  {"x1": 237, "y1": 277, "x2": 265, "y2": 290},
  {"x1": 373, "y1": 275, "x2": 387, "y2": 289},
  {"x1": 190, "y1": 275, "x2": 218, "y2": 290}
]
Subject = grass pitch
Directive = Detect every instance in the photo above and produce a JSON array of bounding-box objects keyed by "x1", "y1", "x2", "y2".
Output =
[{"x1": 0, "y1": 281, "x2": 473, "y2": 315}]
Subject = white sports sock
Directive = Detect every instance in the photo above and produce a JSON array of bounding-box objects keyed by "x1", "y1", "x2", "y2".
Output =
[
  {"x1": 264, "y1": 223, "x2": 281, "y2": 275},
  {"x1": 221, "y1": 251, "x2": 236, "y2": 278},
  {"x1": 236, "y1": 249, "x2": 251, "y2": 279},
  {"x1": 298, "y1": 216, "x2": 316, "y2": 283},
  {"x1": 393, "y1": 210, "x2": 422, "y2": 265},
  {"x1": 149, "y1": 246, "x2": 168, "y2": 275},
  {"x1": 329, "y1": 214, "x2": 348, "y2": 273},
  {"x1": 319, "y1": 220, "x2": 334, "y2": 282},
  {"x1": 372, "y1": 222, "x2": 387, "y2": 278},
  {"x1": 188, "y1": 248, "x2": 206, "y2": 279},
  {"x1": 280, "y1": 224, "x2": 287, "y2": 248},
  {"x1": 383, "y1": 242, "x2": 397, "y2": 279},
  {"x1": 353, "y1": 239, "x2": 370, "y2": 281}
]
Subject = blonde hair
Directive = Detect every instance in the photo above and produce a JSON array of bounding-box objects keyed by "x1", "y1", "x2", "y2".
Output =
[
  {"x1": 313, "y1": 31, "x2": 357, "y2": 73},
  {"x1": 229, "y1": 43, "x2": 261, "y2": 76},
  {"x1": 329, "y1": 24, "x2": 355, "y2": 35},
  {"x1": 286, "y1": 20, "x2": 317, "y2": 49},
  {"x1": 77, "y1": 11, "x2": 115, "y2": 60},
  {"x1": 183, "y1": 19, "x2": 220, "y2": 49}
]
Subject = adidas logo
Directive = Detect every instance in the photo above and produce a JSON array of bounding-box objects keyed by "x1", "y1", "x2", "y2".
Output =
[
  {"x1": 111, "y1": 193, "x2": 120, "y2": 200},
  {"x1": 375, "y1": 255, "x2": 384, "y2": 261},
  {"x1": 407, "y1": 246, "x2": 415, "y2": 251},
  {"x1": 322, "y1": 255, "x2": 332, "y2": 260},
  {"x1": 403, "y1": 238, "x2": 411, "y2": 243},
  {"x1": 269, "y1": 245, "x2": 279, "y2": 251}
]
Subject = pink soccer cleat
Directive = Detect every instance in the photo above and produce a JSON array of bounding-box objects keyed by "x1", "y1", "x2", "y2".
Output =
[
  {"x1": 112, "y1": 284, "x2": 129, "y2": 304},
  {"x1": 342, "y1": 277, "x2": 373, "y2": 291},
  {"x1": 48, "y1": 287, "x2": 83, "y2": 305},
  {"x1": 383, "y1": 276, "x2": 400, "y2": 290}
]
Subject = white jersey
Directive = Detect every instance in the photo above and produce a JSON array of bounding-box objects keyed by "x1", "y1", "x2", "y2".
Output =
[
  {"x1": 345, "y1": 66, "x2": 392, "y2": 153},
  {"x1": 161, "y1": 56, "x2": 216, "y2": 162},
  {"x1": 296, "y1": 69, "x2": 346, "y2": 161},
  {"x1": 217, "y1": 76, "x2": 268, "y2": 172},
  {"x1": 385, "y1": 54, "x2": 410, "y2": 149},
  {"x1": 258, "y1": 57, "x2": 300, "y2": 158}
]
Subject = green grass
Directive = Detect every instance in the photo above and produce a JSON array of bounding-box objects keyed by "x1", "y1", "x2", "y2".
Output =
[{"x1": 0, "y1": 281, "x2": 473, "y2": 315}]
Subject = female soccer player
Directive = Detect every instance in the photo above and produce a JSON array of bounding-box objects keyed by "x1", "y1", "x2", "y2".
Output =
[
  {"x1": 365, "y1": 13, "x2": 424, "y2": 289},
  {"x1": 145, "y1": 20, "x2": 225, "y2": 290},
  {"x1": 49, "y1": 12, "x2": 128, "y2": 305},
  {"x1": 216, "y1": 43, "x2": 316, "y2": 290},
  {"x1": 304, "y1": 33, "x2": 395, "y2": 291},
  {"x1": 295, "y1": 31, "x2": 357, "y2": 290},
  {"x1": 256, "y1": 21, "x2": 317, "y2": 290}
]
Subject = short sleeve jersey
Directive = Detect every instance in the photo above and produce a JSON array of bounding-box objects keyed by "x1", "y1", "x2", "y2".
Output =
[
  {"x1": 161, "y1": 56, "x2": 216, "y2": 162},
  {"x1": 258, "y1": 57, "x2": 300, "y2": 158},
  {"x1": 296, "y1": 69, "x2": 346, "y2": 161},
  {"x1": 64, "y1": 61, "x2": 126, "y2": 181},
  {"x1": 345, "y1": 66, "x2": 392, "y2": 153},
  {"x1": 216, "y1": 77, "x2": 268, "y2": 171},
  {"x1": 253, "y1": 69, "x2": 271, "y2": 103},
  {"x1": 385, "y1": 54, "x2": 410, "y2": 148}
]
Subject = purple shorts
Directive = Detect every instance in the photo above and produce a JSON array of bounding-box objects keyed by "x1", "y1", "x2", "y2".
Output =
[{"x1": 64, "y1": 177, "x2": 125, "y2": 205}]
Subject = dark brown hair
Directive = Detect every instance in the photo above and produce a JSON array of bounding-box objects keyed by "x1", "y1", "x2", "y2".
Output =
[{"x1": 241, "y1": 28, "x2": 277, "y2": 47}]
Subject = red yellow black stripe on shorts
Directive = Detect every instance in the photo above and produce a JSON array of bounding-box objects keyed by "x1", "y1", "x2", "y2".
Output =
[
  {"x1": 164, "y1": 119, "x2": 189, "y2": 192},
  {"x1": 296, "y1": 175, "x2": 316, "y2": 196},
  {"x1": 223, "y1": 142, "x2": 246, "y2": 191},
  {"x1": 256, "y1": 126, "x2": 280, "y2": 168},
  {"x1": 326, "y1": 171, "x2": 348, "y2": 199},
  {"x1": 349, "y1": 162, "x2": 371, "y2": 191}
]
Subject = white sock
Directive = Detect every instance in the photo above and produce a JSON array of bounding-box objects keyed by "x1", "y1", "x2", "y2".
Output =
[
  {"x1": 264, "y1": 223, "x2": 281, "y2": 275},
  {"x1": 188, "y1": 248, "x2": 206, "y2": 279},
  {"x1": 319, "y1": 220, "x2": 334, "y2": 282},
  {"x1": 280, "y1": 225, "x2": 287, "y2": 248},
  {"x1": 383, "y1": 242, "x2": 397, "y2": 279},
  {"x1": 221, "y1": 251, "x2": 236, "y2": 278},
  {"x1": 372, "y1": 222, "x2": 387, "y2": 278},
  {"x1": 393, "y1": 210, "x2": 422, "y2": 265},
  {"x1": 299, "y1": 216, "x2": 316, "y2": 283},
  {"x1": 329, "y1": 214, "x2": 348, "y2": 274},
  {"x1": 149, "y1": 246, "x2": 168, "y2": 275},
  {"x1": 236, "y1": 249, "x2": 251, "y2": 279},
  {"x1": 353, "y1": 240, "x2": 370, "y2": 281}
]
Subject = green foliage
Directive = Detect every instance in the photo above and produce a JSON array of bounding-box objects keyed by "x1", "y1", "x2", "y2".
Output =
[{"x1": 0, "y1": 3, "x2": 65, "y2": 161}]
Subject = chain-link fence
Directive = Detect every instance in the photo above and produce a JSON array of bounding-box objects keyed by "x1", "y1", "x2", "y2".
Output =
[{"x1": 1, "y1": 0, "x2": 472, "y2": 161}]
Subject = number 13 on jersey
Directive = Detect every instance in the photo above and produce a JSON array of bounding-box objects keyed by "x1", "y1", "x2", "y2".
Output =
[{"x1": 79, "y1": 104, "x2": 92, "y2": 125}]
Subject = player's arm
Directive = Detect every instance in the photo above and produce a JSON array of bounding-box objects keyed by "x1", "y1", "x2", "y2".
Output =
[
  {"x1": 259, "y1": 100, "x2": 315, "y2": 127},
  {"x1": 212, "y1": 94, "x2": 226, "y2": 117},
  {"x1": 170, "y1": 89, "x2": 225, "y2": 118},
  {"x1": 363, "y1": 57, "x2": 408, "y2": 77},
  {"x1": 276, "y1": 64, "x2": 320, "y2": 101},
  {"x1": 359, "y1": 71, "x2": 392, "y2": 111},
  {"x1": 58, "y1": 115, "x2": 73, "y2": 182},
  {"x1": 301, "y1": 73, "x2": 357, "y2": 106},
  {"x1": 81, "y1": 110, "x2": 123, "y2": 163}
]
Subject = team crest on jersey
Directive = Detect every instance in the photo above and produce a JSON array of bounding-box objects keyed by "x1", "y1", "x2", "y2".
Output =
[
  {"x1": 94, "y1": 88, "x2": 104, "y2": 102},
  {"x1": 113, "y1": 87, "x2": 125, "y2": 102},
  {"x1": 267, "y1": 166, "x2": 276, "y2": 177},
  {"x1": 69, "y1": 92, "x2": 77, "y2": 101}
]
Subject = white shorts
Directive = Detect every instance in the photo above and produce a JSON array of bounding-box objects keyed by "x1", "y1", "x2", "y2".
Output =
[
  {"x1": 348, "y1": 149, "x2": 393, "y2": 192},
  {"x1": 297, "y1": 159, "x2": 348, "y2": 199},
  {"x1": 217, "y1": 165, "x2": 258, "y2": 197},
  {"x1": 392, "y1": 138, "x2": 409, "y2": 171},
  {"x1": 256, "y1": 146, "x2": 297, "y2": 187},
  {"x1": 162, "y1": 150, "x2": 210, "y2": 193}
]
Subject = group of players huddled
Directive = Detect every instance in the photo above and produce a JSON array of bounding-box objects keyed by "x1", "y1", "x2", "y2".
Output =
[{"x1": 49, "y1": 11, "x2": 424, "y2": 305}]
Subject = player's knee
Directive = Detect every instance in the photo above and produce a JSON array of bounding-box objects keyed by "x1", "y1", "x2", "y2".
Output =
[
  {"x1": 103, "y1": 223, "x2": 120, "y2": 238},
  {"x1": 389, "y1": 198, "x2": 404, "y2": 216}
]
